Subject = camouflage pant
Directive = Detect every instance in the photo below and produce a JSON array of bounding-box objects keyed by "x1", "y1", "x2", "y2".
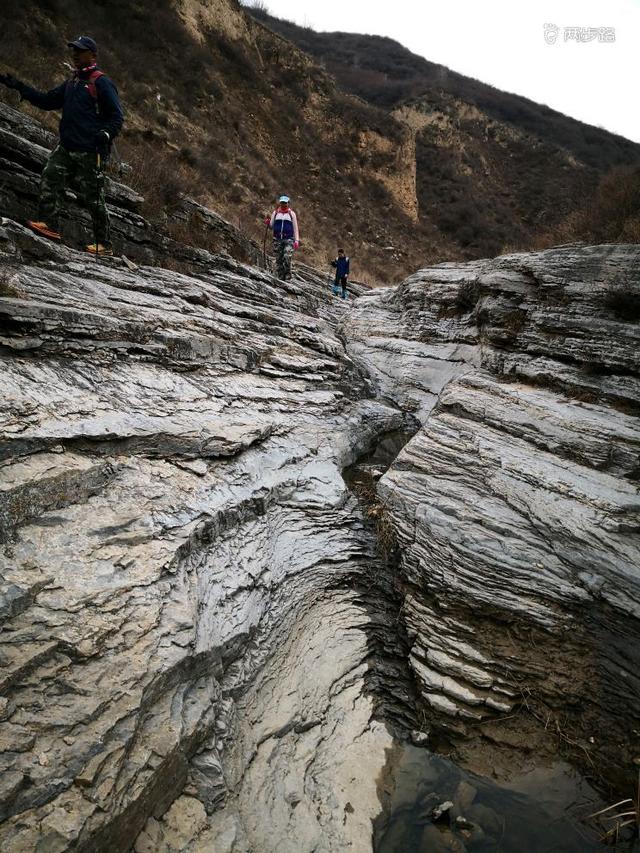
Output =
[
  {"x1": 273, "y1": 238, "x2": 294, "y2": 280},
  {"x1": 39, "y1": 145, "x2": 110, "y2": 244}
]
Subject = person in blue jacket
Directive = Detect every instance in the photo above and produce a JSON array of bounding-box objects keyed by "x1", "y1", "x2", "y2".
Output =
[
  {"x1": 331, "y1": 248, "x2": 350, "y2": 299},
  {"x1": 0, "y1": 36, "x2": 124, "y2": 255}
]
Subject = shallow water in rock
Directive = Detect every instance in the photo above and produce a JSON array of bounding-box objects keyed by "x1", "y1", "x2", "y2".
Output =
[{"x1": 374, "y1": 743, "x2": 605, "y2": 852}]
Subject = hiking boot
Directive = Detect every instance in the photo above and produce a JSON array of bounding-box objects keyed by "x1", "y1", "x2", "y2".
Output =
[
  {"x1": 26, "y1": 221, "x2": 61, "y2": 241},
  {"x1": 86, "y1": 242, "x2": 114, "y2": 257}
]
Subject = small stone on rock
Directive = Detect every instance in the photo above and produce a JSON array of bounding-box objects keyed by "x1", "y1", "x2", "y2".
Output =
[
  {"x1": 410, "y1": 729, "x2": 430, "y2": 746},
  {"x1": 432, "y1": 800, "x2": 454, "y2": 822}
]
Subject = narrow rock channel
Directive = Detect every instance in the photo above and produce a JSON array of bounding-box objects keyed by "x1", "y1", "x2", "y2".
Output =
[
  {"x1": 0, "y1": 212, "x2": 417, "y2": 851},
  {"x1": 1, "y1": 100, "x2": 639, "y2": 851}
]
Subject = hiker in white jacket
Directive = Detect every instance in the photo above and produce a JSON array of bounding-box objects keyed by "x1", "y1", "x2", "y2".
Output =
[{"x1": 265, "y1": 195, "x2": 300, "y2": 280}]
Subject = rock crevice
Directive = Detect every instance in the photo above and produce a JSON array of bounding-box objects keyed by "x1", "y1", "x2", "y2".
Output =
[
  {"x1": 0, "y1": 212, "x2": 412, "y2": 851},
  {"x1": 0, "y1": 103, "x2": 639, "y2": 851},
  {"x1": 343, "y1": 245, "x2": 640, "y2": 791}
]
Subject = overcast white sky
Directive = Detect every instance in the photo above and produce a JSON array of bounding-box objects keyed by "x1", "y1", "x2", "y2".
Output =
[{"x1": 254, "y1": 0, "x2": 639, "y2": 143}]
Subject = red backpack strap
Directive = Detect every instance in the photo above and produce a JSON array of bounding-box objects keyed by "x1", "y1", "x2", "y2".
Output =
[{"x1": 86, "y1": 70, "x2": 105, "y2": 100}]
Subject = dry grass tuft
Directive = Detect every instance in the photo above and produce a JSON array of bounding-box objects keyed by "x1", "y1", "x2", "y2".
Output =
[
  {"x1": 0, "y1": 268, "x2": 26, "y2": 298},
  {"x1": 350, "y1": 477, "x2": 399, "y2": 561},
  {"x1": 588, "y1": 761, "x2": 640, "y2": 846}
]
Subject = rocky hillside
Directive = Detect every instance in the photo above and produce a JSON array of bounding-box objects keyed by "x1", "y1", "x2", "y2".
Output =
[
  {"x1": 0, "y1": 218, "x2": 400, "y2": 852},
  {"x1": 0, "y1": 0, "x2": 457, "y2": 284},
  {"x1": 0, "y1": 101, "x2": 639, "y2": 852},
  {"x1": 345, "y1": 245, "x2": 640, "y2": 794},
  {"x1": 250, "y1": 8, "x2": 640, "y2": 257},
  {"x1": 0, "y1": 102, "x2": 263, "y2": 271},
  {"x1": 2, "y1": 0, "x2": 639, "y2": 284}
]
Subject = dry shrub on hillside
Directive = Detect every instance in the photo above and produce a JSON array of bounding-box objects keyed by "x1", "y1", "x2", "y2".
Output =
[
  {"x1": 536, "y1": 165, "x2": 640, "y2": 248},
  {"x1": 574, "y1": 165, "x2": 640, "y2": 242},
  {"x1": 123, "y1": 147, "x2": 199, "y2": 218},
  {"x1": 250, "y1": 6, "x2": 640, "y2": 173}
]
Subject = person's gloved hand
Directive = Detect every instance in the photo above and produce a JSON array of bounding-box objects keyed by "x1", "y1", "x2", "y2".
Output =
[
  {"x1": 293, "y1": 241, "x2": 299, "y2": 250},
  {"x1": 95, "y1": 130, "x2": 110, "y2": 156},
  {"x1": 0, "y1": 73, "x2": 22, "y2": 91},
  {"x1": 264, "y1": 216, "x2": 271, "y2": 225}
]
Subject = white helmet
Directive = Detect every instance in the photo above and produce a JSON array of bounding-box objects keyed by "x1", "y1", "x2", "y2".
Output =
[{"x1": 278, "y1": 195, "x2": 290, "y2": 204}]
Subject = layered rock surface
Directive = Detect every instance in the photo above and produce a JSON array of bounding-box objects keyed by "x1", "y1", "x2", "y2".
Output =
[
  {"x1": 344, "y1": 244, "x2": 640, "y2": 784},
  {"x1": 1, "y1": 99, "x2": 640, "y2": 852},
  {"x1": 0, "y1": 220, "x2": 414, "y2": 851},
  {"x1": 0, "y1": 102, "x2": 261, "y2": 270}
]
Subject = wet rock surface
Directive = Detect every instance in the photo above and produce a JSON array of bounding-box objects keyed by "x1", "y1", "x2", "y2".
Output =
[{"x1": 374, "y1": 744, "x2": 602, "y2": 852}]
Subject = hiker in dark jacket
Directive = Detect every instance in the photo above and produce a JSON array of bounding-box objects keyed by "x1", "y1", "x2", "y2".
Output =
[
  {"x1": 0, "y1": 36, "x2": 124, "y2": 255},
  {"x1": 331, "y1": 249, "x2": 350, "y2": 299}
]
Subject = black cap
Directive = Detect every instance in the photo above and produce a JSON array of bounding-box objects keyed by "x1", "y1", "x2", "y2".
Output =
[{"x1": 67, "y1": 36, "x2": 98, "y2": 53}]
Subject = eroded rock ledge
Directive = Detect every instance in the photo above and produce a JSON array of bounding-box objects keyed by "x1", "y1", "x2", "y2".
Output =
[
  {"x1": 0, "y1": 98, "x2": 639, "y2": 851},
  {"x1": 343, "y1": 245, "x2": 640, "y2": 788},
  {"x1": 0, "y1": 220, "x2": 414, "y2": 852},
  {"x1": 0, "y1": 101, "x2": 261, "y2": 270}
]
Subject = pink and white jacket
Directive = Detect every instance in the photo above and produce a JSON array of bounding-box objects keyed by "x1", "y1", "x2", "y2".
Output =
[{"x1": 269, "y1": 207, "x2": 299, "y2": 241}]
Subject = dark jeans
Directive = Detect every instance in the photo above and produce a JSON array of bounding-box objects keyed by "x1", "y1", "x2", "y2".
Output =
[{"x1": 335, "y1": 274, "x2": 347, "y2": 295}]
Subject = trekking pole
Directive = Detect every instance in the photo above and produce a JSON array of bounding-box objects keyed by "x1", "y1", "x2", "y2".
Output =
[
  {"x1": 262, "y1": 219, "x2": 269, "y2": 269},
  {"x1": 94, "y1": 151, "x2": 101, "y2": 260}
]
